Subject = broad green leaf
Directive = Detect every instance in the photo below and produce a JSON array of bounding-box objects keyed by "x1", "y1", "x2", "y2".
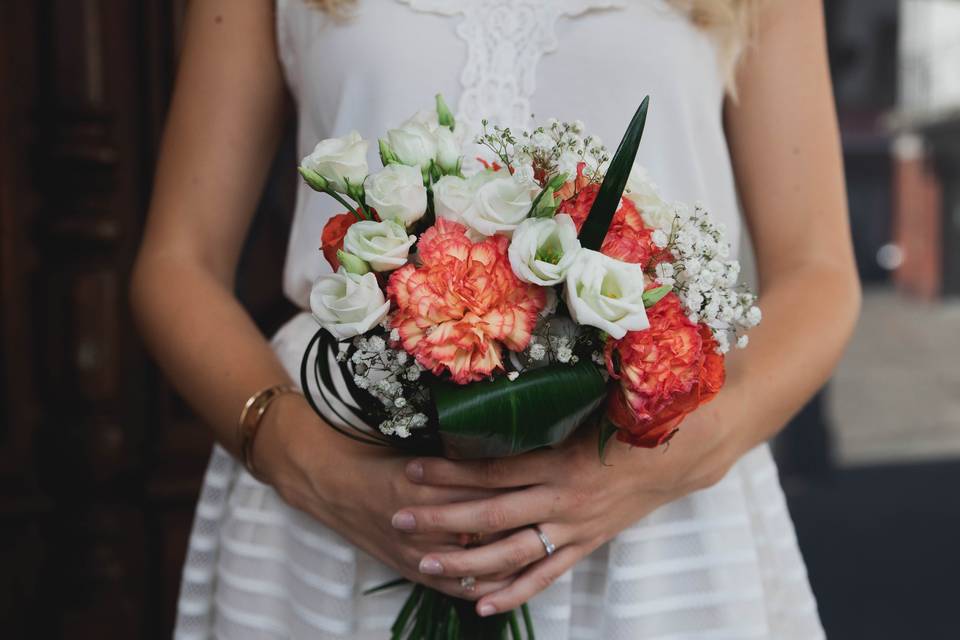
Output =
[
  {"x1": 578, "y1": 97, "x2": 650, "y2": 250},
  {"x1": 430, "y1": 361, "x2": 607, "y2": 458}
]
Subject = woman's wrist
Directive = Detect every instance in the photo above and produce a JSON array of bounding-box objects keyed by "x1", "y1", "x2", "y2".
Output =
[{"x1": 251, "y1": 393, "x2": 327, "y2": 494}]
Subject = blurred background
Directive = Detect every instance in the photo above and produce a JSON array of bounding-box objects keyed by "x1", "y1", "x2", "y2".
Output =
[{"x1": 1, "y1": 0, "x2": 958, "y2": 638}]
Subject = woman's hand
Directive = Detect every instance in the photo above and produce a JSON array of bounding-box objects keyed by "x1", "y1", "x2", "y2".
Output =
[
  {"x1": 390, "y1": 388, "x2": 748, "y2": 616},
  {"x1": 254, "y1": 394, "x2": 510, "y2": 601}
]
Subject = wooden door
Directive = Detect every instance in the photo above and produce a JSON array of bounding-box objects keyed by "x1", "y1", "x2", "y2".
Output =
[{"x1": 0, "y1": 1, "x2": 296, "y2": 637}]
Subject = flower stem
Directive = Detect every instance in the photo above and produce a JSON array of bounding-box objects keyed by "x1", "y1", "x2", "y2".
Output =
[{"x1": 326, "y1": 188, "x2": 369, "y2": 220}]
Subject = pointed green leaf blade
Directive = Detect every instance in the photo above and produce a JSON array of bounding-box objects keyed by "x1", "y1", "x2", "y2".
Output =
[{"x1": 578, "y1": 97, "x2": 650, "y2": 250}]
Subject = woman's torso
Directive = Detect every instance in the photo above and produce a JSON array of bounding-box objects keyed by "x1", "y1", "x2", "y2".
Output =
[{"x1": 276, "y1": 0, "x2": 741, "y2": 307}]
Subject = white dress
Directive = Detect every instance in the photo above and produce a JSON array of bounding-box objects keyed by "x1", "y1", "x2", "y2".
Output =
[{"x1": 174, "y1": 1, "x2": 826, "y2": 638}]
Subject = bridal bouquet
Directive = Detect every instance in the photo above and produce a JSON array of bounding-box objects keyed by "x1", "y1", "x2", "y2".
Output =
[{"x1": 298, "y1": 95, "x2": 759, "y2": 639}]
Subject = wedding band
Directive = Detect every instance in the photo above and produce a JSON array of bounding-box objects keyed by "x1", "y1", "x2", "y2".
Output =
[
  {"x1": 460, "y1": 576, "x2": 477, "y2": 591},
  {"x1": 533, "y1": 525, "x2": 556, "y2": 557}
]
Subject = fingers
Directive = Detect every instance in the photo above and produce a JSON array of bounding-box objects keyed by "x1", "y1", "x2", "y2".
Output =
[
  {"x1": 475, "y1": 544, "x2": 582, "y2": 616},
  {"x1": 421, "y1": 574, "x2": 513, "y2": 602},
  {"x1": 418, "y1": 526, "x2": 561, "y2": 579},
  {"x1": 414, "y1": 485, "x2": 501, "y2": 506},
  {"x1": 406, "y1": 452, "x2": 554, "y2": 489},
  {"x1": 392, "y1": 487, "x2": 556, "y2": 535}
]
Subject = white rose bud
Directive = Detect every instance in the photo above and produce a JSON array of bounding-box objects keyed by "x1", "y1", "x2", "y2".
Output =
[
  {"x1": 386, "y1": 117, "x2": 438, "y2": 168},
  {"x1": 461, "y1": 174, "x2": 538, "y2": 237},
  {"x1": 364, "y1": 164, "x2": 428, "y2": 227},
  {"x1": 508, "y1": 214, "x2": 581, "y2": 286},
  {"x1": 300, "y1": 131, "x2": 369, "y2": 194},
  {"x1": 343, "y1": 219, "x2": 416, "y2": 272},
  {"x1": 435, "y1": 126, "x2": 461, "y2": 173},
  {"x1": 309, "y1": 269, "x2": 391, "y2": 340},
  {"x1": 564, "y1": 249, "x2": 650, "y2": 339}
]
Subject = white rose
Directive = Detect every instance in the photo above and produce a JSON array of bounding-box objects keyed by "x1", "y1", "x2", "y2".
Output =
[
  {"x1": 342, "y1": 219, "x2": 416, "y2": 272},
  {"x1": 310, "y1": 269, "x2": 390, "y2": 340},
  {"x1": 435, "y1": 126, "x2": 462, "y2": 173},
  {"x1": 301, "y1": 131, "x2": 369, "y2": 194},
  {"x1": 508, "y1": 214, "x2": 581, "y2": 286},
  {"x1": 461, "y1": 174, "x2": 538, "y2": 237},
  {"x1": 387, "y1": 117, "x2": 438, "y2": 168},
  {"x1": 432, "y1": 171, "x2": 496, "y2": 224},
  {"x1": 364, "y1": 164, "x2": 427, "y2": 227},
  {"x1": 564, "y1": 249, "x2": 650, "y2": 339},
  {"x1": 624, "y1": 161, "x2": 673, "y2": 230}
]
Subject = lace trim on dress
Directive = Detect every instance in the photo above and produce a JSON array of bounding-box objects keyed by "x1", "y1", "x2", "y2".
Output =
[{"x1": 396, "y1": 0, "x2": 627, "y2": 134}]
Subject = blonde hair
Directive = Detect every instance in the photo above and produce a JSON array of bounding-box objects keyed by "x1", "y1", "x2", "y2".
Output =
[{"x1": 306, "y1": 0, "x2": 764, "y2": 90}]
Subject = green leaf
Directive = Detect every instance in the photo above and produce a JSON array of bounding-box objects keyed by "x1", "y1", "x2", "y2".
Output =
[
  {"x1": 429, "y1": 361, "x2": 608, "y2": 459},
  {"x1": 578, "y1": 97, "x2": 650, "y2": 250},
  {"x1": 642, "y1": 284, "x2": 672, "y2": 308},
  {"x1": 598, "y1": 418, "x2": 619, "y2": 463},
  {"x1": 363, "y1": 576, "x2": 409, "y2": 596}
]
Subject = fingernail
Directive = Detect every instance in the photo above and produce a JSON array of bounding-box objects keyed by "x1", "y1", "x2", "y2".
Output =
[
  {"x1": 478, "y1": 603, "x2": 496, "y2": 617},
  {"x1": 391, "y1": 512, "x2": 416, "y2": 531},
  {"x1": 406, "y1": 461, "x2": 424, "y2": 482},
  {"x1": 418, "y1": 558, "x2": 443, "y2": 575}
]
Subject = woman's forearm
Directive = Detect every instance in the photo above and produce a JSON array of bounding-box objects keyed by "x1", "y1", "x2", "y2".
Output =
[
  {"x1": 130, "y1": 252, "x2": 299, "y2": 458},
  {"x1": 724, "y1": 259, "x2": 861, "y2": 453}
]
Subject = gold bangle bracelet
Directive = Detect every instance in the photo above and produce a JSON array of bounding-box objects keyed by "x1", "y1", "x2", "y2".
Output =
[{"x1": 237, "y1": 383, "x2": 300, "y2": 482}]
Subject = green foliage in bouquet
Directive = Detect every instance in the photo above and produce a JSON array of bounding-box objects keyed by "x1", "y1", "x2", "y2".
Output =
[
  {"x1": 578, "y1": 96, "x2": 650, "y2": 251},
  {"x1": 430, "y1": 360, "x2": 608, "y2": 459}
]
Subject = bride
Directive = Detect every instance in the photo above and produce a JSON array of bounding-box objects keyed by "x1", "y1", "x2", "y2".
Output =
[{"x1": 131, "y1": 0, "x2": 859, "y2": 638}]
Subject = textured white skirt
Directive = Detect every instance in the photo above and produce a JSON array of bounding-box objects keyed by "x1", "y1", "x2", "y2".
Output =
[{"x1": 173, "y1": 312, "x2": 825, "y2": 639}]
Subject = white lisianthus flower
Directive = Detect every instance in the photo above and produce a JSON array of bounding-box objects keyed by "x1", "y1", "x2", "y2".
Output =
[
  {"x1": 386, "y1": 117, "x2": 438, "y2": 168},
  {"x1": 309, "y1": 269, "x2": 390, "y2": 340},
  {"x1": 461, "y1": 173, "x2": 539, "y2": 237},
  {"x1": 364, "y1": 164, "x2": 428, "y2": 227},
  {"x1": 508, "y1": 214, "x2": 581, "y2": 286},
  {"x1": 564, "y1": 249, "x2": 650, "y2": 339},
  {"x1": 435, "y1": 127, "x2": 462, "y2": 173},
  {"x1": 342, "y1": 219, "x2": 416, "y2": 272},
  {"x1": 432, "y1": 175, "x2": 472, "y2": 224},
  {"x1": 301, "y1": 131, "x2": 369, "y2": 194},
  {"x1": 625, "y1": 161, "x2": 674, "y2": 230}
]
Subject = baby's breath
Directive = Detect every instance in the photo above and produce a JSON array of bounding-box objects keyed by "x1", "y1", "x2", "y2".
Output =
[{"x1": 654, "y1": 203, "x2": 760, "y2": 354}]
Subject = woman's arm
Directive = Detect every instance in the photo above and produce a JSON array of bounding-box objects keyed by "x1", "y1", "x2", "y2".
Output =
[
  {"x1": 131, "y1": 0, "x2": 296, "y2": 464},
  {"x1": 131, "y1": 0, "x2": 501, "y2": 601},
  {"x1": 390, "y1": 0, "x2": 861, "y2": 615},
  {"x1": 721, "y1": 0, "x2": 861, "y2": 454}
]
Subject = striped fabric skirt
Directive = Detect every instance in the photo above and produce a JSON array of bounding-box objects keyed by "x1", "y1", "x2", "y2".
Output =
[{"x1": 173, "y1": 312, "x2": 825, "y2": 639}]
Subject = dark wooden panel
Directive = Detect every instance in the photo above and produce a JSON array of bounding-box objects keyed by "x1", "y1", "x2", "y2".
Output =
[{"x1": 0, "y1": 0, "x2": 295, "y2": 637}]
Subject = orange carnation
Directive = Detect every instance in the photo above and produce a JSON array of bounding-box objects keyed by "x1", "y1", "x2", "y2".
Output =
[
  {"x1": 387, "y1": 219, "x2": 546, "y2": 384},
  {"x1": 604, "y1": 293, "x2": 725, "y2": 447},
  {"x1": 600, "y1": 197, "x2": 659, "y2": 266},
  {"x1": 320, "y1": 212, "x2": 361, "y2": 270}
]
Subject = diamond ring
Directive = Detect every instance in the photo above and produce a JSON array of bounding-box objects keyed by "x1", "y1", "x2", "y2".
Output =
[
  {"x1": 460, "y1": 576, "x2": 477, "y2": 592},
  {"x1": 533, "y1": 525, "x2": 556, "y2": 557}
]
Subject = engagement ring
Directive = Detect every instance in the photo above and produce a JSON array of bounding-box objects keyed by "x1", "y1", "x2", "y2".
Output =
[{"x1": 534, "y1": 525, "x2": 556, "y2": 557}]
